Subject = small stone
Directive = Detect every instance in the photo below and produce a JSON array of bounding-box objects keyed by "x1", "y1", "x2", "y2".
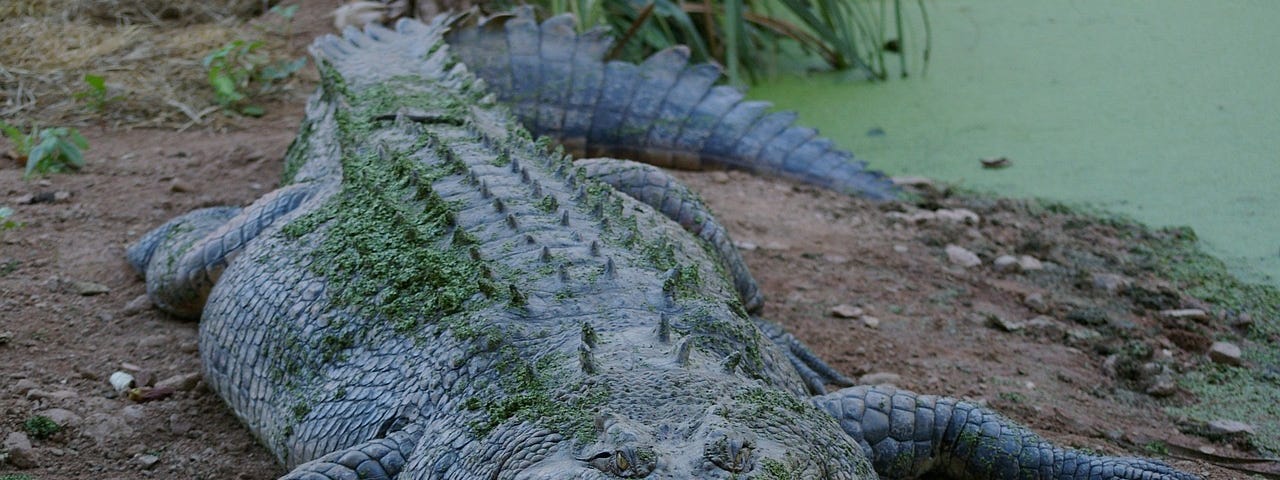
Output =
[
  {"x1": 945, "y1": 245, "x2": 981, "y2": 268},
  {"x1": 137, "y1": 334, "x2": 171, "y2": 349},
  {"x1": 1066, "y1": 327, "x2": 1101, "y2": 343},
  {"x1": 829, "y1": 304, "x2": 864, "y2": 319},
  {"x1": 823, "y1": 254, "x2": 850, "y2": 265},
  {"x1": 26, "y1": 389, "x2": 78, "y2": 401},
  {"x1": 3, "y1": 431, "x2": 38, "y2": 468},
  {"x1": 985, "y1": 315, "x2": 1025, "y2": 332},
  {"x1": 109, "y1": 372, "x2": 136, "y2": 393},
  {"x1": 1023, "y1": 293, "x2": 1050, "y2": 314},
  {"x1": 155, "y1": 372, "x2": 201, "y2": 392},
  {"x1": 135, "y1": 453, "x2": 160, "y2": 469},
  {"x1": 934, "y1": 208, "x2": 980, "y2": 224},
  {"x1": 1207, "y1": 341, "x2": 1243, "y2": 366},
  {"x1": 73, "y1": 281, "x2": 110, "y2": 296},
  {"x1": 1017, "y1": 255, "x2": 1044, "y2": 271},
  {"x1": 891, "y1": 176, "x2": 933, "y2": 187},
  {"x1": 892, "y1": 244, "x2": 908, "y2": 253},
  {"x1": 992, "y1": 255, "x2": 1021, "y2": 273},
  {"x1": 1145, "y1": 372, "x2": 1178, "y2": 398},
  {"x1": 53, "y1": 191, "x2": 71, "y2": 202},
  {"x1": 1206, "y1": 419, "x2": 1256, "y2": 437},
  {"x1": 1090, "y1": 273, "x2": 1130, "y2": 294},
  {"x1": 122, "y1": 294, "x2": 152, "y2": 316},
  {"x1": 858, "y1": 372, "x2": 901, "y2": 386},
  {"x1": 861, "y1": 316, "x2": 881, "y2": 328},
  {"x1": 14, "y1": 379, "x2": 39, "y2": 395},
  {"x1": 733, "y1": 241, "x2": 757, "y2": 251},
  {"x1": 0, "y1": 330, "x2": 11, "y2": 346},
  {"x1": 1160, "y1": 309, "x2": 1208, "y2": 321},
  {"x1": 167, "y1": 414, "x2": 193, "y2": 436},
  {"x1": 38, "y1": 408, "x2": 81, "y2": 428},
  {"x1": 708, "y1": 171, "x2": 730, "y2": 183},
  {"x1": 1025, "y1": 316, "x2": 1064, "y2": 338}
]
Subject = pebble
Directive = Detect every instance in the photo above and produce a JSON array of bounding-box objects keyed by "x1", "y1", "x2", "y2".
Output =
[
  {"x1": 861, "y1": 316, "x2": 881, "y2": 328},
  {"x1": 3, "y1": 431, "x2": 38, "y2": 468},
  {"x1": 733, "y1": 241, "x2": 758, "y2": 251},
  {"x1": 828, "y1": 304, "x2": 864, "y2": 319},
  {"x1": 708, "y1": 171, "x2": 730, "y2": 183},
  {"x1": 934, "y1": 208, "x2": 980, "y2": 224},
  {"x1": 945, "y1": 245, "x2": 981, "y2": 268},
  {"x1": 892, "y1": 244, "x2": 908, "y2": 253},
  {"x1": 1090, "y1": 273, "x2": 1129, "y2": 294},
  {"x1": 156, "y1": 372, "x2": 201, "y2": 392},
  {"x1": 136, "y1": 453, "x2": 161, "y2": 469},
  {"x1": 137, "y1": 334, "x2": 172, "y2": 349},
  {"x1": 73, "y1": 281, "x2": 111, "y2": 296},
  {"x1": 168, "y1": 414, "x2": 194, "y2": 436},
  {"x1": 26, "y1": 389, "x2": 78, "y2": 401},
  {"x1": 858, "y1": 372, "x2": 901, "y2": 386},
  {"x1": 1145, "y1": 372, "x2": 1178, "y2": 397},
  {"x1": 1017, "y1": 255, "x2": 1044, "y2": 271},
  {"x1": 985, "y1": 315, "x2": 1025, "y2": 332},
  {"x1": 38, "y1": 408, "x2": 82, "y2": 428},
  {"x1": 110, "y1": 371, "x2": 136, "y2": 393},
  {"x1": 14, "y1": 379, "x2": 39, "y2": 395},
  {"x1": 1023, "y1": 293, "x2": 1050, "y2": 314},
  {"x1": 169, "y1": 179, "x2": 193, "y2": 193},
  {"x1": 122, "y1": 294, "x2": 152, "y2": 316},
  {"x1": 992, "y1": 255, "x2": 1021, "y2": 273},
  {"x1": 1206, "y1": 419, "x2": 1256, "y2": 437},
  {"x1": 1160, "y1": 309, "x2": 1208, "y2": 321},
  {"x1": 1207, "y1": 341, "x2": 1243, "y2": 366}
]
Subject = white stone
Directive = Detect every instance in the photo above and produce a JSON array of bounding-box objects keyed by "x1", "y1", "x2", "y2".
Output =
[
  {"x1": 828, "y1": 304, "x2": 863, "y2": 319},
  {"x1": 1207, "y1": 341, "x2": 1243, "y2": 366},
  {"x1": 993, "y1": 255, "x2": 1021, "y2": 273},
  {"x1": 1017, "y1": 255, "x2": 1044, "y2": 271},
  {"x1": 945, "y1": 245, "x2": 981, "y2": 268}
]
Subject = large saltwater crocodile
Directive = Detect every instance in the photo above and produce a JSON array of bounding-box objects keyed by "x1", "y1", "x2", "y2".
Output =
[{"x1": 126, "y1": 10, "x2": 1200, "y2": 480}]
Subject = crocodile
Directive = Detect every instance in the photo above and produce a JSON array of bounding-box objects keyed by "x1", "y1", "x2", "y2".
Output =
[{"x1": 125, "y1": 12, "x2": 1200, "y2": 480}]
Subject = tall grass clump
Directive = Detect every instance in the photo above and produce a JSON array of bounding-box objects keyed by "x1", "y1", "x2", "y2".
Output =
[{"x1": 533, "y1": 0, "x2": 930, "y2": 83}]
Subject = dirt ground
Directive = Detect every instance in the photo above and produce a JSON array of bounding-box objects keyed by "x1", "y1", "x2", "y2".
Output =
[{"x1": 0, "y1": 3, "x2": 1271, "y2": 480}]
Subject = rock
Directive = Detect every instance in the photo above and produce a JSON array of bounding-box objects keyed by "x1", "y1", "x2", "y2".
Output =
[
  {"x1": 26, "y1": 389, "x2": 77, "y2": 402},
  {"x1": 137, "y1": 334, "x2": 171, "y2": 349},
  {"x1": 167, "y1": 414, "x2": 193, "y2": 436},
  {"x1": 1160, "y1": 309, "x2": 1208, "y2": 321},
  {"x1": 892, "y1": 244, "x2": 908, "y2": 253},
  {"x1": 135, "y1": 453, "x2": 160, "y2": 469},
  {"x1": 1207, "y1": 341, "x2": 1243, "y2": 366},
  {"x1": 72, "y1": 281, "x2": 110, "y2": 296},
  {"x1": 1090, "y1": 273, "x2": 1130, "y2": 294},
  {"x1": 1025, "y1": 316, "x2": 1064, "y2": 338},
  {"x1": 733, "y1": 241, "x2": 757, "y2": 251},
  {"x1": 1017, "y1": 255, "x2": 1044, "y2": 271},
  {"x1": 1065, "y1": 307, "x2": 1110, "y2": 327},
  {"x1": 945, "y1": 245, "x2": 981, "y2": 268},
  {"x1": 1145, "y1": 372, "x2": 1178, "y2": 398},
  {"x1": 122, "y1": 294, "x2": 152, "y2": 316},
  {"x1": 14, "y1": 379, "x2": 39, "y2": 396},
  {"x1": 0, "y1": 330, "x2": 11, "y2": 346},
  {"x1": 708, "y1": 171, "x2": 730, "y2": 183},
  {"x1": 985, "y1": 315, "x2": 1025, "y2": 332},
  {"x1": 1023, "y1": 293, "x2": 1050, "y2": 314},
  {"x1": 155, "y1": 372, "x2": 201, "y2": 392},
  {"x1": 858, "y1": 372, "x2": 901, "y2": 386},
  {"x1": 3, "y1": 431, "x2": 38, "y2": 468},
  {"x1": 1066, "y1": 327, "x2": 1101, "y2": 343},
  {"x1": 53, "y1": 191, "x2": 71, "y2": 202},
  {"x1": 823, "y1": 254, "x2": 850, "y2": 265},
  {"x1": 992, "y1": 255, "x2": 1021, "y2": 273},
  {"x1": 38, "y1": 408, "x2": 81, "y2": 428},
  {"x1": 861, "y1": 316, "x2": 881, "y2": 328},
  {"x1": 80, "y1": 413, "x2": 134, "y2": 447},
  {"x1": 1206, "y1": 419, "x2": 1256, "y2": 437},
  {"x1": 829, "y1": 304, "x2": 864, "y2": 319},
  {"x1": 934, "y1": 208, "x2": 980, "y2": 225}
]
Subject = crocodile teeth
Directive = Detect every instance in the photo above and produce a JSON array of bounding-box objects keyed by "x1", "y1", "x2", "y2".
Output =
[{"x1": 531, "y1": 181, "x2": 542, "y2": 197}]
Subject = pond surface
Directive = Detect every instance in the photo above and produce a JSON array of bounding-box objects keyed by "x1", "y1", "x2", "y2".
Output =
[{"x1": 751, "y1": 0, "x2": 1280, "y2": 286}]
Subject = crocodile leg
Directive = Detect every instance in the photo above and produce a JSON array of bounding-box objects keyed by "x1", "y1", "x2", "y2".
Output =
[
  {"x1": 280, "y1": 425, "x2": 422, "y2": 480},
  {"x1": 813, "y1": 385, "x2": 1201, "y2": 480},
  {"x1": 126, "y1": 183, "x2": 317, "y2": 319},
  {"x1": 576, "y1": 157, "x2": 853, "y2": 394}
]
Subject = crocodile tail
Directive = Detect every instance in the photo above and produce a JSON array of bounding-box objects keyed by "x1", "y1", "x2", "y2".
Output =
[{"x1": 447, "y1": 7, "x2": 898, "y2": 200}]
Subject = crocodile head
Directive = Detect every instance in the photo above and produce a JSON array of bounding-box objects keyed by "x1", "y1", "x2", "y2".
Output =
[{"x1": 512, "y1": 371, "x2": 875, "y2": 480}]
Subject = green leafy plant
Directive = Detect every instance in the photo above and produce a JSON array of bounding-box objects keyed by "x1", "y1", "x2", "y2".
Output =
[
  {"x1": 0, "y1": 207, "x2": 18, "y2": 231},
  {"x1": 536, "y1": 0, "x2": 930, "y2": 83},
  {"x1": 201, "y1": 40, "x2": 306, "y2": 117},
  {"x1": 73, "y1": 73, "x2": 123, "y2": 112},
  {"x1": 1, "y1": 122, "x2": 89, "y2": 178},
  {"x1": 23, "y1": 415, "x2": 61, "y2": 440}
]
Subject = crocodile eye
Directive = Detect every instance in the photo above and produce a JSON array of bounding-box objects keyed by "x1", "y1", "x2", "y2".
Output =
[
  {"x1": 706, "y1": 434, "x2": 754, "y2": 473},
  {"x1": 614, "y1": 450, "x2": 630, "y2": 471}
]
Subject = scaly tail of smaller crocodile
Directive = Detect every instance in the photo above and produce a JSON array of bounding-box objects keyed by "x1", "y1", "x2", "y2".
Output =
[{"x1": 446, "y1": 8, "x2": 898, "y2": 200}]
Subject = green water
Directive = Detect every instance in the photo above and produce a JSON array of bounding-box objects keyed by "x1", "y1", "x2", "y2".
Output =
[{"x1": 752, "y1": 0, "x2": 1280, "y2": 285}]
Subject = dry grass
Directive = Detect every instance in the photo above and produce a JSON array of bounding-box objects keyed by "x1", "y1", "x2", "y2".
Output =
[{"x1": 0, "y1": 0, "x2": 309, "y2": 129}]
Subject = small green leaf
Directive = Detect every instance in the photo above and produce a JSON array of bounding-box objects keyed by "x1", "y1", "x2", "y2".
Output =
[
  {"x1": 83, "y1": 73, "x2": 106, "y2": 91},
  {"x1": 239, "y1": 105, "x2": 265, "y2": 117}
]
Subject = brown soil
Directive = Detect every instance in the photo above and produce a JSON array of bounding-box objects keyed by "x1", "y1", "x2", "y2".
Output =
[{"x1": 0, "y1": 3, "x2": 1262, "y2": 480}]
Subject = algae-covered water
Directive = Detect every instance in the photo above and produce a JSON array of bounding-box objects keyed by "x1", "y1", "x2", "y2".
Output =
[{"x1": 752, "y1": 0, "x2": 1280, "y2": 285}]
